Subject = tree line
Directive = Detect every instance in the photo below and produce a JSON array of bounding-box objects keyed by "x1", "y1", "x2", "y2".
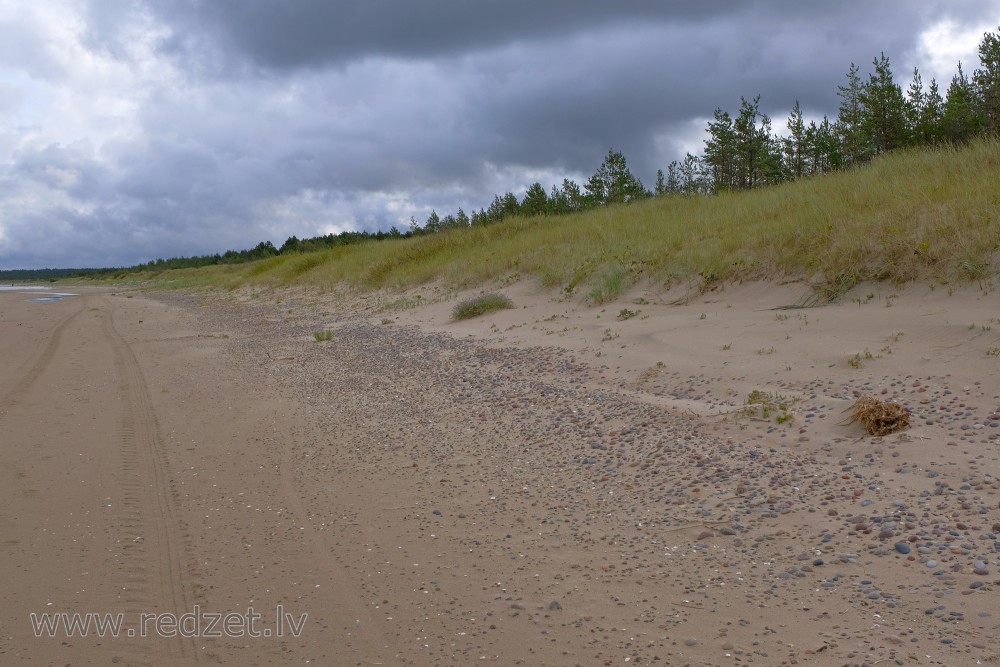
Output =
[{"x1": 415, "y1": 25, "x2": 999, "y2": 224}]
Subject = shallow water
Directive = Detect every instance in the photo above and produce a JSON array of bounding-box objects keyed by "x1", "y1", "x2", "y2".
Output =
[{"x1": 0, "y1": 285, "x2": 79, "y2": 302}]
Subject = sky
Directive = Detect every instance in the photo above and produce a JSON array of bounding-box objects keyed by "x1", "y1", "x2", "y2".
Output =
[{"x1": 0, "y1": 1, "x2": 998, "y2": 269}]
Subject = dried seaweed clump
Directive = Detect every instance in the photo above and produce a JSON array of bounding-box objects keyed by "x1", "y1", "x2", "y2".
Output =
[{"x1": 848, "y1": 395, "x2": 910, "y2": 436}]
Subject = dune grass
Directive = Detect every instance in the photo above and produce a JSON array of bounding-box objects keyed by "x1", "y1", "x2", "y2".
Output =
[
  {"x1": 452, "y1": 293, "x2": 515, "y2": 320},
  {"x1": 111, "y1": 138, "x2": 1000, "y2": 297}
]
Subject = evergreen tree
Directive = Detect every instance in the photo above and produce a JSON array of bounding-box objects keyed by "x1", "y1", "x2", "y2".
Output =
[
  {"x1": 584, "y1": 149, "x2": 647, "y2": 206},
  {"x1": 520, "y1": 182, "x2": 549, "y2": 216},
  {"x1": 703, "y1": 108, "x2": 737, "y2": 190},
  {"x1": 859, "y1": 53, "x2": 909, "y2": 154},
  {"x1": 679, "y1": 153, "x2": 706, "y2": 195},
  {"x1": 665, "y1": 161, "x2": 682, "y2": 194},
  {"x1": 455, "y1": 208, "x2": 470, "y2": 227},
  {"x1": 500, "y1": 192, "x2": 520, "y2": 217},
  {"x1": 915, "y1": 77, "x2": 945, "y2": 145},
  {"x1": 837, "y1": 63, "x2": 869, "y2": 164},
  {"x1": 559, "y1": 179, "x2": 584, "y2": 211},
  {"x1": 733, "y1": 95, "x2": 781, "y2": 189},
  {"x1": 486, "y1": 195, "x2": 506, "y2": 223},
  {"x1": 942, "y1": 63, "x2": 985, "y2": 143},
  {"x1": 783, "y1": 100, "x2": 807, "y2": 179},
  {"x1": 973, "y1": 28, "x2": 1000, "y2": 134},
  {"x1": 905, "y1": 68, "x2": 925, "y2": 144},
  {"x1": 654, "y1": 169, "x2": 667, "y2": 196},
  {"x1": 425, "y1": 210, "x2": 441, "y2": 233}
]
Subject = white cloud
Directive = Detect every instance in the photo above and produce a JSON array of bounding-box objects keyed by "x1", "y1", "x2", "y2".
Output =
[{"x1": 911, "y1": 15, "x2": 1000, "y2": 84}]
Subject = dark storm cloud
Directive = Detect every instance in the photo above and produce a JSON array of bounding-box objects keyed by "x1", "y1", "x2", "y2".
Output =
[
  {"x1": 142, "y1": 0, "x2": 965, "y2": 71},
  {"x1": 1, "y1": 0, "x2": 998, "y2": 268}
]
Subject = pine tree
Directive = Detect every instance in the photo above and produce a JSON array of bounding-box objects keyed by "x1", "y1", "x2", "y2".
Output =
[
  {"x1": 584, "y1": 149, "x2": 647, "y2": 206},
  {"x1": 425, "y1": 210, "x2": 441, "y2": 233},
  {"x1": 665, "y1": 161, "x2": 682, "y2": 194},
  {"x1": 703, "y1": 108, "x2": 737, "y2": 190},
  {"x1": 654, "y1": 169, "x2": 667, "y2": 196},
  {"x1": 783, "y1": 100, "x2": 807, "y2": 179},
  {"x1": 973, "y1": 28, "x2": 1000, "y2": 134},
  {"x1": 560, "y1": 179, "x2": 584, "y2": 211},
  {"x1": 837, "y1": 63, "x2": 869, "y2": 164},
  {"x1": 859, "y1": 53, "x2": 908, "y2": 154},
  {"x1": 943, "y1": 63, "x2": 985, "y2": 143},
  {"x1": 520, "y1": 182, "x2": 549, "y2": 216},
  {"x1": 905, "y1": 68, "x2": 925, "y2": 144},
  {"x1": 733, "y1": 95, "x2": 781, "y2": 189},
  {"x1": 915, "y1": 78, "x2": 945, "y2": 145}
]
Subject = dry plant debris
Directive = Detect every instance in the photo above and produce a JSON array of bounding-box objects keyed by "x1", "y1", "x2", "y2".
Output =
[{"x1": 847, "y1": 394, "x2": 910, "y2": 436}]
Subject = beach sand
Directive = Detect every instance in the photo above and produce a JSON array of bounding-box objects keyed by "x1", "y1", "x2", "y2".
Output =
[{"x1": 2, "y1": 280, "x2": 998, "y2": 665}]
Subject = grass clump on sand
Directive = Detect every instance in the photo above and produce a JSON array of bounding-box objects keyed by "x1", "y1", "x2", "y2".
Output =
[
  {"x1": 313, "y1": 329, "x2": 333, "y2": 342},
  {"x1": 847, "y1": 395, "x2": 910, "y2": 435},
  {"x1": 743, "y1": 389, "x2": 795, "y2": 424},
  {"x1": 453, "y1": 293, "x2": 514, "y2": 320}
]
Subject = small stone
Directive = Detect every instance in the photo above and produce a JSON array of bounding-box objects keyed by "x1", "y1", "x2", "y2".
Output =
[
  {"x1": 894, "y1": 542, "x2": 911, "y2": 554},
  {"x1": 549, "y1": 600, "x2": 562, "y2": 611},
  {"x1": 684, "y1": 637, "x2": 698, "y2": 647}
]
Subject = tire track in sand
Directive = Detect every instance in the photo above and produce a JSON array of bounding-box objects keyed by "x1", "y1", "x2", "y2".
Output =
[
  {"x1": 0, "y1": 296, "x2": 85, "y2": 409},
  {"x1": 99, "y1": 298, "x2": 204, "y2": 664},
  {"x1": 0, "y1": 296, "x2": 87, "y2": 488}
]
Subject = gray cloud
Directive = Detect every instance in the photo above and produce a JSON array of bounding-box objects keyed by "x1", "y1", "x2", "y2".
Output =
[{"x1": 0, "y1": 0, "x2": 997, "y2": 268}]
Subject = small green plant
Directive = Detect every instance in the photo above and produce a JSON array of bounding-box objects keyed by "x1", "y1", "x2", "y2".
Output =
[
  {"x1": 452, "y1": 293, "x2": 514, "y2": 320},
  {"x1": 987, "y1": 347, "x2": 1000, "y2": 358},
  {"x1": 699, "y1": 312, "x2": 707, "y2": 320},
  {"x1": 618, "y1": 308, "x2": 639, "y2": 320},
  {"x1": 756, "y1": 346, "x2": 776, "y2": 355},
  {"x1": 380, "y1": 318, "x2": 393, "y2": 325},
  {"x1": 313, "y1": 329, "x2": 333, "y2": 342},
  {"x1": 588, "y1": 266, "x2": 626, "y2": 305},
  {"x1": 775, "y1": 313, "x2": 789, "y2": 321},
  {"x1": 851, "y1": 291, "x2": 875, "y2": 307},
  {"x1": 601, "y1": 328, "x2": 619, "y2": 342},
  {"x1": 742, "y1": 389, "x2": 796, "y2": 425},
  {"x1": 848, "y1": 349, "x2": 874, "y2": 368},
  {"x1": 721, "y1": 343, "x2": 732, "y2": 351}
]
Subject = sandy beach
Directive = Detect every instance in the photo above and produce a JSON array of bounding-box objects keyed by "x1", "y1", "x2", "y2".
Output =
[{"x1": 2, "y1": 280, "x2": 999, "y2": 666}]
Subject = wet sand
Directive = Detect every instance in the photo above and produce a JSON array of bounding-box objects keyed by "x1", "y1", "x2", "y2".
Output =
[{"x1": 2, "y1": 281, "x2": 999, "y2": 665}]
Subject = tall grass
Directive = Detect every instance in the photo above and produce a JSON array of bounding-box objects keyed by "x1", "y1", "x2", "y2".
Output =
[{"x1": 120, "y1": 138, "x2": 1000, "y2": 295}]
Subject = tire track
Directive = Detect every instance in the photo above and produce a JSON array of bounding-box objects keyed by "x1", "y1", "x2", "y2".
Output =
[
  {"x1": 99, "y1": 298, "x2": 203, "y2": 664},
  {"x1": 0, "y1": 297, "x2": 87, "y2": 491},
  {"x1": 0, "y1": 296, "x2": 86, "y2": 410}
]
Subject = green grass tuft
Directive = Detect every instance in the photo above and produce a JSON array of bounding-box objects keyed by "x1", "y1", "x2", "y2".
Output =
[
  {"x1": 313, "y1": 329, "x2": 333, "y2": 342},
  {"x1": 452, "y1": 293, "x2": 514, "y2": 320}
]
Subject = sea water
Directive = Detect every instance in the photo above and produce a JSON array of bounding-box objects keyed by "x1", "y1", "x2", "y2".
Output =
[{"x1": 0, "y1": 285, "x2": 79, "y2": 302}]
